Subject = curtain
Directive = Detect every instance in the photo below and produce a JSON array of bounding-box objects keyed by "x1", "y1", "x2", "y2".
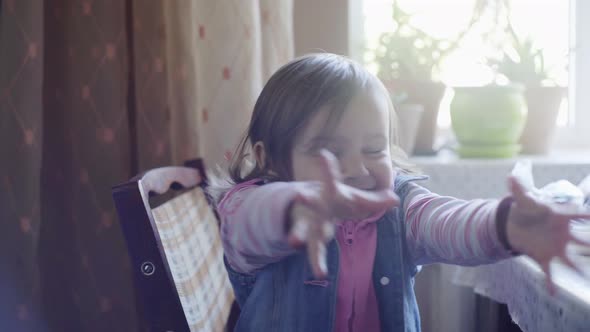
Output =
[
  {"x1": 164, "y1": 0, "x2": 294, "y2": 165},
  {"x1": 0, "y1": 0, "x2": 293, "y2": 331}
]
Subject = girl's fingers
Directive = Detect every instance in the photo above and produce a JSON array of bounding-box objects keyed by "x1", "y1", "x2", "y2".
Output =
[
  {"x1": 322, "y1": 222, "x2": 335, "y2": 242},
  {"x1": 541, "y1": 261, "x2": 556, "y2": 296},
  {"x1": 308, "y1": 231, "x2": 328, "y2": 279},
  {"x1": 317, "y1": 149, "x2": 342, "y2": 196},
  {"x1": 568, "y1": 233, "x2": 590, "y2": 247},
  {"x1": 295, "y1": 186, "x2": 323, "y2": 207},
  {"x1": 287, "y1": 206, "x2": 331, "y2": 278},
  {"x1": 287, "y1": 218, "x2": 309, "y2": 248},
  {"x1": 507, "y1": 176, "x2": 537, "y2": 209},
  {"x1": 561, "y1": 212, "x2": 590, "y2": 221}
]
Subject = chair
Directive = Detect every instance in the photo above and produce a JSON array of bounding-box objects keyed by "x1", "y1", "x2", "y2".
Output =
[{"x1": 112, "y1": 159, "x2": 238, "y2": 331}]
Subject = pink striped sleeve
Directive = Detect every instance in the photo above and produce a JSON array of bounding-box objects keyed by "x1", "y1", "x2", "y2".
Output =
[
  {"x1": 403, "y1": 183, "x2": 512, "y2": 266},
  {"x1": 217, "y1": 180, "x2": 307, "y2": 274}
]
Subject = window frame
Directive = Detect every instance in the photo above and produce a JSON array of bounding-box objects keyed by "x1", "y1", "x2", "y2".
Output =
[{"x1": 555, "y1": 0, "x2": 590, "y2": 149}]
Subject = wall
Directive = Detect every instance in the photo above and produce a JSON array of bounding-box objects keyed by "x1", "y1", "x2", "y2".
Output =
[{"x1": 293, "y1": 0, "x2": 350, "y2": 56}]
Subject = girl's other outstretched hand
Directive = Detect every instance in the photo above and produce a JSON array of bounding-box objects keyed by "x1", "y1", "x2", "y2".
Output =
[
  {"x1": 506, "y1": 176, "x2": 590, "y2": 295},
  {"x1": 287, "y1": 150, "x2": 399, "y2": 278}
]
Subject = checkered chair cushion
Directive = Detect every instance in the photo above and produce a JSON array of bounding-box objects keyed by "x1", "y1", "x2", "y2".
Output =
[{"x1": 151, "y1": 187, "x2": 233, "y2": 331}]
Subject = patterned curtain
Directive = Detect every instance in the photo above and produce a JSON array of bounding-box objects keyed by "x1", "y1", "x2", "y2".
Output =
[
  {"x1": 164, "y1": 0, "x2": 293, "y2": 165},
  {"x1": 0, "y1": 0, "x2": 293, "y2": 331}
]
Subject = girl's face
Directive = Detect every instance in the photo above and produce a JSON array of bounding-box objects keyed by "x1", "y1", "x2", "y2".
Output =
[{"x1": 291, "y1": 88, "x2": 395, "y2": 191}]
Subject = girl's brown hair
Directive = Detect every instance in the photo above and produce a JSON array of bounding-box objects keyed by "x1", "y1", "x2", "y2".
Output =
[{"x1": 226, "y1": 53, "x2": 416, "y2": 188}]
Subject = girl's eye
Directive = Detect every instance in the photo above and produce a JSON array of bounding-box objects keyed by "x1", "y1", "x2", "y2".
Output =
[
  {"x1": 307, "y1": 146, "x2": 342, "y2": 158},
  {"x1": 364, "y1": 148, "x2": 386, "y2": 156}
]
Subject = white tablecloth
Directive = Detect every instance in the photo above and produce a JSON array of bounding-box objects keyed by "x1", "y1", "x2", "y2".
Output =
[
  {"x1": 452, "y1": 252, "x2": 590, "y2": 332},
  {"x1": 410, "y1": 151, "x2": 590, "y2": 332}
]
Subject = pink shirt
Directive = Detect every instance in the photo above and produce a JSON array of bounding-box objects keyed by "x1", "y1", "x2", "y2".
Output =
[
  {"x1": 333, "y1": 215, "x2": 383, "y2": 332},
  {"x1": 216, "y1": 179, "x2": 511, "y2": 332}
]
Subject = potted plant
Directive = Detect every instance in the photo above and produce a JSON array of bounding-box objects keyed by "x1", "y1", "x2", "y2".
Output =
[
  {"x1": 390, "y1": 92, "x2": 424, "y2": 155},
  {"x1": 487, "y1": 23, "x2": 566, "y2": 154},
  {"x1": 450, "y1": 84, "x2": 528, "y2": 158},
  {"x1": 448, "y1": 1, "x2": 562, "y2": 158},
  {"x1": 373, "y1": 1, "x2": 484, "y2": 155}
]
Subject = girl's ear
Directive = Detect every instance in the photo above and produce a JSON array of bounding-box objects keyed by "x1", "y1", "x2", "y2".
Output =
[{"x1": 253, "y1": 141, "x2": 267, "y2": 170}]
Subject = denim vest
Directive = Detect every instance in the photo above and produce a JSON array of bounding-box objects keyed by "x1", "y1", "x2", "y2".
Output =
[{"x1": 224, "y1": 175, "x2": 426, "y2": 332}]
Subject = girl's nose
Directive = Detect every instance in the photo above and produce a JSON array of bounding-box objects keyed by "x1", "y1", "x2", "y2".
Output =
[{"x1": 340, "y1": 154, "x2": 375, "y2": 190}]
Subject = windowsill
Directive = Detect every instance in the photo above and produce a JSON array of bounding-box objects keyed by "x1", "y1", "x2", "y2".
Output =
[
  {"x1": 406, "y1": 149, "x2": 590, "y2": 200},
  {"x1": 409, "y1": 148, "x2": 590, "y2": 166}
]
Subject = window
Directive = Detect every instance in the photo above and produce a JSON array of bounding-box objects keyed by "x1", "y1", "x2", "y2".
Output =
[{"x1": 350, "y1": 0, "x2": 590, "y2": 149}]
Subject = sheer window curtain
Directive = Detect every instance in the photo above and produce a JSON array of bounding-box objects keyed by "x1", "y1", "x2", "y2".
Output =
[{"x1": 164, "y1": 0, "x2": 294, "y2": 166}]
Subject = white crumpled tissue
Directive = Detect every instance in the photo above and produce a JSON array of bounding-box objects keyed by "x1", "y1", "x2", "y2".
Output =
[{"x1": 511, "y1": 160, "x2": 590, "y2": 227}]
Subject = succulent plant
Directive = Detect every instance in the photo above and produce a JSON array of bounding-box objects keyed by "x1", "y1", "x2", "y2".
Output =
[
  {"x1": 487, "y1": 22, "x2": 553, "y2": 86},
  {"x1": 374, "y1": 1, "x2": 486, "y2": 82}
]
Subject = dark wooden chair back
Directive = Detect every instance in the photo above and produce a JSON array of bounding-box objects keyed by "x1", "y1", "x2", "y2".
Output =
[{"x1": 112, "y1": 160, "x2": 237, "y2": 331}]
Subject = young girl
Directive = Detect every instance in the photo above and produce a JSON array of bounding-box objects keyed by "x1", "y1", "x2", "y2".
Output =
[{"x1": 210, "y1": 53, "x2": 590, "y2": 332}]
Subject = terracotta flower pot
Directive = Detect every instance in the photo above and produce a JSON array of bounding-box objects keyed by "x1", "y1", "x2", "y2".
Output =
[
  {"x1": 384, "y1": 80, "x2": 446, "y2": 155},
  {"x1": 395, "y1": 103, "x2": 424, "y2": 155},
  {"x1": 519, "y1": 86, "x2": 565, "y2": 154}
]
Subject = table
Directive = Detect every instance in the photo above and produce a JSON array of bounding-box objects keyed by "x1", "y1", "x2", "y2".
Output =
[
  {"x1": 452, "y1": 237, "x2": 590, "y2": 332},
  {"x1": 410, "y1": 150, "x2": 590, "y2": 332}
]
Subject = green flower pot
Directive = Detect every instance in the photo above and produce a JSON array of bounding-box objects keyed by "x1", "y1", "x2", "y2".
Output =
[{"x1": 450, "y1": 85, "x2": 528, "y2": 158}]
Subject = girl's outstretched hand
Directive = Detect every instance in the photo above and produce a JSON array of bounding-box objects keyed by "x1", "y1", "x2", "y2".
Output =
[
  {"x1": 287, "y1": 150, "x2": 399, "y2": 278},
  {"x1": 506, "y1": 176, "x2": 590, "y2": 294}
]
